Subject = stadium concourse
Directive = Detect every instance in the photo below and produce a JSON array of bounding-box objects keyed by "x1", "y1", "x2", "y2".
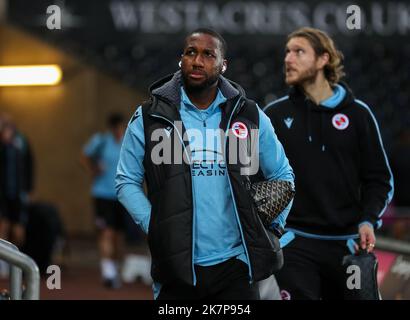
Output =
[{"x1": 1, "y1": 0, "x2": 410, "y2": 300}]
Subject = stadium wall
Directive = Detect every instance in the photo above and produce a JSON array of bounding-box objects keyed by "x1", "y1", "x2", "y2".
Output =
[{"x1": 0, "y1": 25, "x2": 144, "y2": 235}]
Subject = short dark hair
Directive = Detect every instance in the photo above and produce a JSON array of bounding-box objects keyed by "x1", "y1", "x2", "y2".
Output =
[
  {"x1": 107, "y1": 113, "x2": 125, "y2": 128},
  {"x1": 185, "y1": 28, "x2": 227, "y2": 58}
]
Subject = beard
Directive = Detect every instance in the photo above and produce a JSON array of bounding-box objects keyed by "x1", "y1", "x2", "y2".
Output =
[
  {"x1": 285, "y1": 65, "x2": 319, "y2": 86},
  {"x1": 181, "y1": 70, "x2": 220, "y2": 93}
]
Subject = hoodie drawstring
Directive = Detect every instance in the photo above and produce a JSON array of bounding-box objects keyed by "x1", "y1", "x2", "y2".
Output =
[
  {"x1": 306, "y1": 101, "x2": 312, "y2": 143},
  {"x1": 320, "y1": 112, "x2": 326, "y2": 152}
]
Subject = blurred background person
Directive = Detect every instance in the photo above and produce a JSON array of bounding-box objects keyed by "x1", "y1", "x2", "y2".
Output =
[
  {"x1": 0, "y1": 113, "x2": 34, "y2": 278},
  {"x1": 81, "y1": 113, "x2": 128, "y2": 288}
]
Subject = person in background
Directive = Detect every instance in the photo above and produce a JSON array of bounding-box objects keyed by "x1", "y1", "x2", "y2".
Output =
[
  {"x1": 264, "y1": 27, "x2": 394, "y2": 299},
  {"x1": 81, "y1": 113, "x2": 128, "y2": 288},
  {"x1": 0, "y1": 113, "x2": 34, "y2": 278}
]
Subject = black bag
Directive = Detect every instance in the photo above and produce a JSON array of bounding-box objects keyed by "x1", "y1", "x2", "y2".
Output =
[
  {"x1": 266, "y1": 229, "x2": 284, "y2": 271},
  {"x1": 247, "y1": 180, "x2": 295, "y2": 229},
  {"x1": 342, "y1": 248, "x2": 381, "y2": 300},
  {"x1": 22, "y1": 202, "x2": 65, "y2": 274},
  {"x1": 245, "y1": 179, "x2": 294, "y2": 273}
]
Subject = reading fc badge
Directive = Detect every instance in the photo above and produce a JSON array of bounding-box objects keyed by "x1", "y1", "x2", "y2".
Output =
[
  {"x1": 332, "y1": 113, "x2": 349, "y2": 130},
  {"x1": 231, "y1": 121, "x2": 248, "y2": 139}
]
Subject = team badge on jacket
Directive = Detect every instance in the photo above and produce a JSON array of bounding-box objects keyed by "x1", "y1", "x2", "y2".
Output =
[
  {"x1": 332, "y1": 113, "x2": 349, "y2": 130},
  {"x1": 231, "y1": 121, "x2": 248, "y2": 139}
]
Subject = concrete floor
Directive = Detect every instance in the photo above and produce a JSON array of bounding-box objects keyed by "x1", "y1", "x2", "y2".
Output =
[{"x1": 0, "y1": 235, "x2": 153, "y2": 300}]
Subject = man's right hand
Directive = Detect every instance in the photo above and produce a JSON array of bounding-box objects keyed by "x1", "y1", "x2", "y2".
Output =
[{"x1": 354, "y1": 223, "x2": 376, "y2": 253}]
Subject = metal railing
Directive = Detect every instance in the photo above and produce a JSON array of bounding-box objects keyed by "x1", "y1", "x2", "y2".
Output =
[
  {"x1": 377, "y1": 235, "x2": 410, "y2": 255},
  {"x1": 0, "y1": 238, "x2": 40, "y2": 300}
]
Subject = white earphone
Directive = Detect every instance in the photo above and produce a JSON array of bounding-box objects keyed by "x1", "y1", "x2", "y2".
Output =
[{"x1": 178, "y1": 61, "x2": 227, "y2": 73}]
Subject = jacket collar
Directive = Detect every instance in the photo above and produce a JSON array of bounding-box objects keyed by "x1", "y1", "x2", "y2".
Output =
[
  {"x1": 148, "y1": 71, "x2": 245, "y2": 121},
  {"x1": 288, "y1": 81, "x2": 355, "y2": 111}
]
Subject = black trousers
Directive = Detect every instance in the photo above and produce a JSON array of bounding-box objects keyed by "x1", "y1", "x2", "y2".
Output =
[
  {"x1": 93, "y1": 198, "x2": 127, "y2": 231},
  {"x1": 157, "y1": 257, "x2": 260, "y2": 300},
  {"x1": 0, "y1": 197, "x2": 28, "y2": 225},
  {"x1": 275, "y1": 235, "x2": 351, "y2": 300}
]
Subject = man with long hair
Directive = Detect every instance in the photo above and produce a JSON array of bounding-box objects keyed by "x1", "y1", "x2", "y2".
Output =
[{"x1": 264, "y1": 27, "x2": 394, "y2": 299}]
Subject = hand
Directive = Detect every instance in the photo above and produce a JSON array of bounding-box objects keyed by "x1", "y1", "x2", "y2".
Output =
[{"x1": 356, "y1": 223, "x2": 376, "y2": 253}]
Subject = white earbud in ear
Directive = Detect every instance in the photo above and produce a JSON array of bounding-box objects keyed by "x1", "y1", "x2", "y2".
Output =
[
  {"x1": 178, "y1": 61, "x2": 182, "y2": 68},
  {"x1": 222, "y1": 65, "x2": 227, "y2": 73}
]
